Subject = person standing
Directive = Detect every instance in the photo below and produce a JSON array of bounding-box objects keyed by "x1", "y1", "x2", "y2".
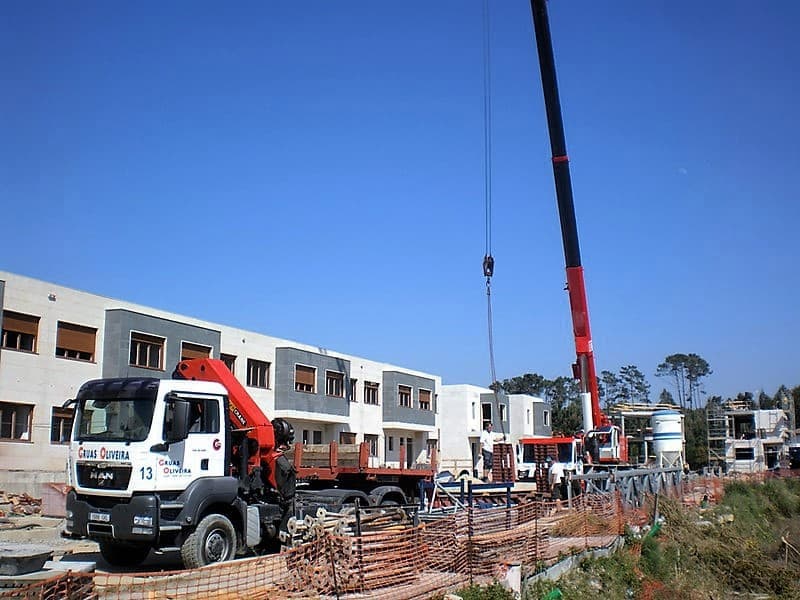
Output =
[
  {"x1": 480, "y1": 422, "x2": 495, "y2": 482},
  {"x1": 547, "y1": 455, "x2": 565, "y2": 505}
]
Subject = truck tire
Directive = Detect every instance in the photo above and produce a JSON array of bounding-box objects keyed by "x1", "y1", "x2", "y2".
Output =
[
  {"x1": 181, "y1": 513, "x2": 237, "y2": 569},
  {"x1": 99, "y1": 540, "x2": 150, "y2": 568}
]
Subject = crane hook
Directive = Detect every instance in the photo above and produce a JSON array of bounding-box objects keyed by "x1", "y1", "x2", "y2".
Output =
[{"x1": 482, "y1": 254, "x2": 495, "y2": 278}]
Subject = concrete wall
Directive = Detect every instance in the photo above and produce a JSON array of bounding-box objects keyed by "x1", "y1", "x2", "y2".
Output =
[
  {"x1": 341, "y1": 358, "x2": 393, "y2": 464},
  {"x1": 274, "y1": 347, "x2": 351, "y2": 417},
  {"x1": 438, "y1": 384, "x2": 489, "y2": 475},
  {"x1": 507, "y1": 394, "x2": 552, "y2": 439},
  {"x1": 103, "y1": 309, "x2": 221, "y2": 379},
  {"x1": 0, "y1": 278, "x2": 4, "y2": 367},
  {"x1": 382, "y1": 371, "x2": 436, "y2": 426},
  {"x1": 479, "y1": 391, "x2": 510, "y2": 431},
  {"x1": 0, "y1": 275, "x2": 108, "y2": 490}
]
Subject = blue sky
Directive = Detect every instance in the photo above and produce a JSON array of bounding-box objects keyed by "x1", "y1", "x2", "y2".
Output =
[{"x1": 2, "y1": 1, "x2": 798, "y2": 402}]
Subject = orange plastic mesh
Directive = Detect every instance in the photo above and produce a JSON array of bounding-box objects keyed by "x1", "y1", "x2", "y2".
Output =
[{"x1": 0, "y1": 486, "x2": 724, "y2": 599}]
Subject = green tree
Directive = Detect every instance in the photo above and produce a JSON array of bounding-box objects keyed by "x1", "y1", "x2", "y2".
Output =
[
  {"x1": 501, "y1": 374, "x2": 582, "y2": 435},
  {"x1": 619, "y1": 364, "x2": 651, "y2": 404},
  {"x1": 599, "y1": 370, "x2": 622, "y2": 410},
  {"x1": 683, "y1": 408, "x2": 708, "y2": 468},
  {"x1": 655, "y1": 353, "x2": 712, "y2": 409},
  {"x1": 705, "y1": 394, "x2": 723, "y2": 411},
  {"x1": 758, "y1": 390, "x2": 776, "y2": 409},
  {"x1": 792, "y1": 386, "x2": 800, "y2": 430},
  {"x1": 685, "y1": 353, "x2": 712, "y2": 408},
  {"x1": 658, "y1": 388, "x2": 676, "y2": 405},
  {"x1": 543, "y1": 376, "x2": 581, "y2": 434},
  {"x1": 497, "y1": 373, "x2": 548, "y2": 397}
]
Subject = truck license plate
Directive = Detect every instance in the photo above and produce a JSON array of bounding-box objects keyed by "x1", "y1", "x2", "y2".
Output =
[{"x1": 90, "y1": 512, "x2": 111, "y2": 523}]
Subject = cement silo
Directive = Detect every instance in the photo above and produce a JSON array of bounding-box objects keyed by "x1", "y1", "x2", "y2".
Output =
[{"x1": 651, "y1": 409, "x2": 684, "y2": 468}]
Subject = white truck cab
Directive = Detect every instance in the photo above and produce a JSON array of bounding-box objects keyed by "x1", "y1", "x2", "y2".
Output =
[{"x1": 64, "y1": 376, "x2": 282, "y2": 568}]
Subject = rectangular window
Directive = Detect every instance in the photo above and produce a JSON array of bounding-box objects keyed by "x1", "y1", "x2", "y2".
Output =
[
  {"x1": 221, "y1": 354, "x2": 236, "y2": 373},
  {"x1": 499, "y1": 404, "x2": 507, "y2": 422},
  {"x1": 419, "y1": 389, "x2": 432, "y2": 411},
  {"x1": 543, "y1": 410, "x2": 551, "y2": 427},
  {"x1": 326, "y1": 371, "x2": 344, "y2": 397},
  {"x1": 188, "y1": 398, "x2": 221, "y2": 434},
  {"x1": 312, "y1": 430, "x2": 322, "y2": 444},
  {"x1": 295, "y1": 365, "x2": 316, "y2": 393},
  {"x1": 350, "y1": 378, "x2": 358, "y2": 402},
  {"x1": 50, "y1": 407, "x2": 74, "y2": 444},
  {"x1": 482, "y1": 403, "x2": 492, "y2": 424},
  {"x1": 427, "y1": 439, "x2": 437, "y2": 459},
  {"x1": 247, "y1": 359, "x2": 270, "y2": 388},
  {"x1": 398, "y1": 385, "x2": 412, "y2": 408},
  {"x1": 365, "y1": 434, "x2": 379, "y2": 457},
  {"x1": 364, "y1": 381, "x2": 379, "y2": 405},
  {"x1": 339, "y1": 432, "x2": 356, "y2": 444},
  {"x1": 55, "y1": 321, "x2": 96, "y2": 362},
  {"x1": 388, "y1": 436, "x2": 394, "y2": 452},
  {"x1": 1, "y1": 311, "x2": 39, "y2": 353},
  {"x1": 302, "y1": 429, "x2": 309, "y2": 445},
  {"x1": 181, "y1": 342, "x2": 211, "y2": 361},
  {"x1": 0, "y1": 402, "x2": 33, "y2": 441},
  {"x1": 129, "y1": 332, "x2": 164, "y2": 370}
]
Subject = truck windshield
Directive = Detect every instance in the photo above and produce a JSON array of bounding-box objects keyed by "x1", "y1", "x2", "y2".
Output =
[{"x1": 75, "y1": 397, "x2": 156, "y2": 443}]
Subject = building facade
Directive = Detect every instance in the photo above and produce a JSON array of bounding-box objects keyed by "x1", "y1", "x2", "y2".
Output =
[
  {"x1": 437, "y1": 384, "x2": 551, "y2": 477},
  {"x1": 707, "y1": 397, "x2": 789, "y2": 473},
  {"x1": 0, "y1": 272, "x2": 440, "y2": 493}
]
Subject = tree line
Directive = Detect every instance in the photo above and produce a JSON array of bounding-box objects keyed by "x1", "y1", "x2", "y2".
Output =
[{"x1": 497, "y1": 352, "x2": 800, "y2": 468}]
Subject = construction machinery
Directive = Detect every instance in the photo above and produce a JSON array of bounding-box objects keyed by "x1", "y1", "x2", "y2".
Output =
[
  {"x1": 530, "y1": 0, "x2": 628, "y2": 463},
  {"x1": 63, "y1": 358, "x2": 433, "y2": 569}
]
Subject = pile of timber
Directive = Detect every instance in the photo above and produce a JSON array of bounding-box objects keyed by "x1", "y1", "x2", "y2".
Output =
[
  {"x1": 284, "y1": 443, "x2": 362, "y2": 469},
  {"x1": 0, "y1": 492, "x2": 41, "y2": 518},
  {"x1": 469, "y1": 518, "x2": 550, "y2": 576},
  {"x1": 280, "y1": 506, "x2": 411, "y2": 549},
  {"x1": 281, "y1": 520, "x2": 424, "y2": 594}
]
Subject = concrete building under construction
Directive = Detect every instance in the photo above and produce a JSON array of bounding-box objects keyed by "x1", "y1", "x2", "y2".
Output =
[{"x1": 707, "y1": 398, "x2": 790, "y2": 473}]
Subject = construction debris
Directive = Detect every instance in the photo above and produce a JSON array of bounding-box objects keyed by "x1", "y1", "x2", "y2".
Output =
[
  {"x1": 281, "y1": 506, "x2": 412, "y2": 549},
  {"x1": 0, "y1": 492, "x2": 42, "y2": 518}
]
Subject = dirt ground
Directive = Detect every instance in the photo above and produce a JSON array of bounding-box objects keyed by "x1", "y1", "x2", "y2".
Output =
[{"x1": 0, "y1": 514, "x2": 185, "y2": 572}]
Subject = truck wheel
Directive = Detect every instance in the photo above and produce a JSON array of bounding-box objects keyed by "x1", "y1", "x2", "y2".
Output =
[
  {"x1": 99, "y1": 541, "x2": 150, "y2": 568},
  {"x1": 181, "y1": 514, "x2": 237, "y2": 569}
]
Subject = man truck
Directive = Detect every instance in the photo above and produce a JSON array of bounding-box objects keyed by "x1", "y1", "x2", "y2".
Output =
[{"x1": 63, "y1": 358, "x2": 433, "y2": 569}]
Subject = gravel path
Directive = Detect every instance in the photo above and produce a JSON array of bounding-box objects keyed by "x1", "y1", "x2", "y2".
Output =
[{"x1": 0, "y1": 515, "x2": 184, "y2": 572}]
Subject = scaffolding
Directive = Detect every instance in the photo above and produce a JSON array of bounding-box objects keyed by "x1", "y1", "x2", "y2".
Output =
[{"x1": 706, "y1": 403, "x2": 728, "y2": 471}]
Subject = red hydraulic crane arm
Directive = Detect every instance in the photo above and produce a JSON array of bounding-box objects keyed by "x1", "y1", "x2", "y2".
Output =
[
  {"x1": 174, "y1": 358, "x2": 277, "y2": 467},
  {"x1": 566, "y1": 266, "x2": 608, "y2": 427}
]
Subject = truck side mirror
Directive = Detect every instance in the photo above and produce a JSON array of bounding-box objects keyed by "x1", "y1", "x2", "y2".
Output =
[{"x1": 165, "y1": 396, "x2": 191, "y2": 443}]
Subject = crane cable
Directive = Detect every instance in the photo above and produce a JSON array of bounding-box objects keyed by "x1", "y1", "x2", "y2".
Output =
[{"x1": 480, "y1": 0, "x2": 505, "y2": 439}]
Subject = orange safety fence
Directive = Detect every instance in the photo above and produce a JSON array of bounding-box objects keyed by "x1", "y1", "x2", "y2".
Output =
[{"x1": 1, "y1": 477, "x2": 734, "y2": 599}]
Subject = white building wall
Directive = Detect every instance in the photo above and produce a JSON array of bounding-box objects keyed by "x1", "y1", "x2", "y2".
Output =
[
  {"x1": 754, "y1": 409, "x2": 788, "y2": 439},
  {"x1": 508, "y1": 394, "x2": 531, "y2": 440},
  {"x1": 438, "y1": 384, "x2": 490, "y2": 475},
  {"x1": 342, "y1": 359, "x2": 390, "y2": 463},
  {"x1": 0, "y1": 276, "x2": 108, "y2": 474}
]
